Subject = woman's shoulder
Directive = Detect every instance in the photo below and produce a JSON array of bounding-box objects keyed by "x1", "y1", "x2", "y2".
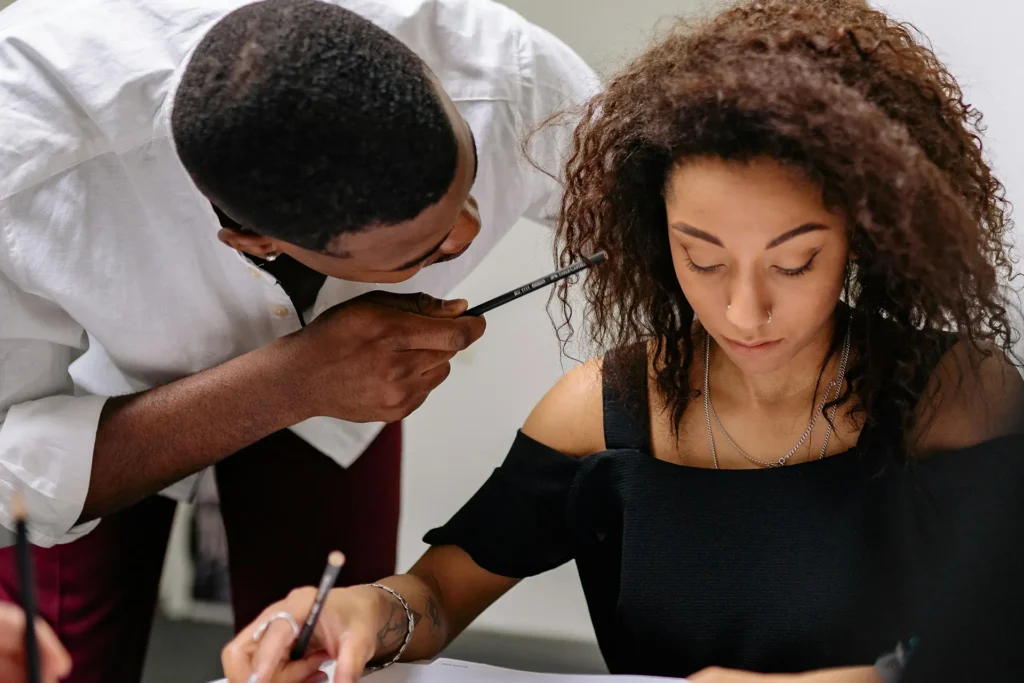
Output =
[
  {"x1": 914, "y1": 339, "x2": 1024, "y2": 452},
  {"x1": 524, "y1": 352, "x2": 618, "y2": 454},
  {"x1": 521, "y1": 342, "x2": 655, "y2": 457},
  {"x1": 521, "y1": 357, "x2": 607, "y2": 457}
]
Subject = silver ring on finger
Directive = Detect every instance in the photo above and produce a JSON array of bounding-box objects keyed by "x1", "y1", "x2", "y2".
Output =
[{"x1": 252, "y1": 611, "x2": 300, "y2": 643}]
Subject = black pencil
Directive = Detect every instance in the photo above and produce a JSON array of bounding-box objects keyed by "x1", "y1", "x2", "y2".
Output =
[
  {"x1": 12, "y1": 491, "x2": 40, "y2": 683},
  {"x1": 461, "y1": 250, "x2": 608, "y2": 317},
  {"x1": 289, "y1": 551, "x2": 345, "y2": 661}
]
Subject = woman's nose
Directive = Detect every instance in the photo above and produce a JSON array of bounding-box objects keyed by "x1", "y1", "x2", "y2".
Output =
[{"x1": 724, "y1": 279, "x2": 771, "y2": 333}]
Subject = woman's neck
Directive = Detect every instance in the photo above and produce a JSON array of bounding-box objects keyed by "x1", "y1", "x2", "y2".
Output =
[{"x1": 708, "y1": 320, "x2": 838, "y2": 410}]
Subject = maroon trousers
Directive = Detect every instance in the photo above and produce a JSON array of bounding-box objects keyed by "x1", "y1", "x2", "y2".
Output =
[{"x1": 0, "y1": 422, "x2": 402, "y2": 683}]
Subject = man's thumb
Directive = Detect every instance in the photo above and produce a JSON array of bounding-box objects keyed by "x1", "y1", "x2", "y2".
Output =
[{"x1": 370, "y1": 292, "x2": 467, "y2": 318}]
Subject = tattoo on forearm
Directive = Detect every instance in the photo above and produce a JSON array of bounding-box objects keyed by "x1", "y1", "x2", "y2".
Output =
[
  {"x1": 376, "y1": 599, "x2": 410, "y2": 653},
  {"x1": 375, "y1": 586, "x2": 447, "y2": 658},
  {"x1": 425, "y1": 594, "x2": 443, "y2": 629}
]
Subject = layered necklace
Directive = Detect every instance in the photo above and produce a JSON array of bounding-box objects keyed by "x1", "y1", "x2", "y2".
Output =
[{"x1": 702, "y1": 323, "x2": 851, "y2": 470}]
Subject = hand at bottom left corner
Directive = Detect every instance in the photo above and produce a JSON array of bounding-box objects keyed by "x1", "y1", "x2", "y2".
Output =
[{"x1": 0, "y1": 602, "x2": 72, "y2": 683}]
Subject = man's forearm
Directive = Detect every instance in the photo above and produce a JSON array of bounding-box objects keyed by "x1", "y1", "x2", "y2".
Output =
[{"x1": 83, "y1": 336, "x2": 310, "y2": 522}]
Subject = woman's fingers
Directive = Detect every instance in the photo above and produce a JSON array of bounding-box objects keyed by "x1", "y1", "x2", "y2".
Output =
[{"x1": 332, "y1": 630, "x2": 377, "y2": 683}]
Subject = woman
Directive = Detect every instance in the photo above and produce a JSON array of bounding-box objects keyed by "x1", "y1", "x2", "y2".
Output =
[{"x1": 223, "y1": 1, "x2": 1024, "y2": 681}]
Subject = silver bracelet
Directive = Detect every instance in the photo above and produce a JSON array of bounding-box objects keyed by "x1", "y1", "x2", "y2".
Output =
[{"x1": 365, "y1": 583, "x2": 415, "y2": 673}]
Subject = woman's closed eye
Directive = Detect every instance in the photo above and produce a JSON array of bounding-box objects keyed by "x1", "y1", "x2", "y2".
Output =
[
  {"x1": 682, "y1": 250, "x2": 821, "y2": 276},
  {"x1": 684, "y1": 253, "x2": 723, "y2": 274},
  {"x1": 774, "y1": 250, "x2": 820, "y2": 277}
]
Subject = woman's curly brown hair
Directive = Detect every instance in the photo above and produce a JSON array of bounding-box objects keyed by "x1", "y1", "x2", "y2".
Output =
[{"x1": 551, "y1": 0, "x2": 1017, "y2": 450}]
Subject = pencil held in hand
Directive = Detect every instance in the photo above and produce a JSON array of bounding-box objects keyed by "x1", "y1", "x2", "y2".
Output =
[
  {"x1": 289, "y1": 551, "x2": 345, "y2": 661},
  {"x1": 461, "y1": 250, "x2": 608, "y2": 317}
]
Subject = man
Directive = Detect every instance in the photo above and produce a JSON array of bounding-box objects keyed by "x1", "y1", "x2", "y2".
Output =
[{"x1": 0, "y1": 0, "x2": 599, "y2": 680}]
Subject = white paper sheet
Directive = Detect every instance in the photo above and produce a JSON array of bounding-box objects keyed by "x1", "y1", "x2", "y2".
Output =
[{"x1": 210, "y1": 657, "x2": 686, "y2": 683}]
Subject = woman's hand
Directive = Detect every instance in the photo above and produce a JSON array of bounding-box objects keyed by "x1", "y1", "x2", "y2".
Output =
[
  {"x1": 221, "y1": 585, "x2": 390, "y2": 683},
  {"x1": 0, "y1": 602, "x2": 72, "y2": 683},
  {"x1": 690, "y1": 666, "x2": 882, "y2": 683}
]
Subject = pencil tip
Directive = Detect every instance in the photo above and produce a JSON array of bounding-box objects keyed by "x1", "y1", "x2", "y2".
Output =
[
  {"x1": 328, "y1": 550, "x2": 345, "y2": 567},
  {"x1": 10, "y1": 490, "x2": 25, "y2": 521}
]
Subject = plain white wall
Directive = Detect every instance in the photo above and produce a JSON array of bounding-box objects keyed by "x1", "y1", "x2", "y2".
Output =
[{"x1": 398, "y1": 0, "x2": 1024, "y2": 646}]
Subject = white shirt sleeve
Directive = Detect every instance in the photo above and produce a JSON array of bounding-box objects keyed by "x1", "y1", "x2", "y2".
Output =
[
  {"x1": 0, "y1": 263, "x2": 105, "y2": 546},
  {"x1": 513, "y1": 23, "x2": 602, "y2": 229}
]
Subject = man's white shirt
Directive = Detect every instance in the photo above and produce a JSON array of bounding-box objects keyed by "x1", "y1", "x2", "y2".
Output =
[{"x1": 0, "y1": 0, "x2": 600, "y2": 545}]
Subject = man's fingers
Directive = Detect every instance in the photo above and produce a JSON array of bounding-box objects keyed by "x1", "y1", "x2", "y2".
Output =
[
  {"x1": 391, "y1": 315, "x2": 486, "y2": 352},
  {"x1": 365, "y1": 292, "x2": 466, "y2": 317},
  {"x1": 417, "y1": 359, "x2": 453, "y2": 390},
  {"x1": 402, "y1": 350, "x2": 457, "y2": 373},
  {"x1": 436, "y1": 298, "x2": 468, "y2": 317}
]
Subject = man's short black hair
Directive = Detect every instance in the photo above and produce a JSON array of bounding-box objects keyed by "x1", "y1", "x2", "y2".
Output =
[{"x1": 171, "y1": 0, "x2": 459, "y2": 251}]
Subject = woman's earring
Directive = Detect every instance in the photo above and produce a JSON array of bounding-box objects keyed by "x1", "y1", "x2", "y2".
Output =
[{"x1": 264, "y1": 251, "x2": 279, "y2": 262}]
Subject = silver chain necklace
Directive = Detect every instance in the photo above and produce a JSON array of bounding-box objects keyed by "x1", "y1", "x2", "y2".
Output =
[{"x1": 702, "y1": 321, "x2": 851, "y2": 469}]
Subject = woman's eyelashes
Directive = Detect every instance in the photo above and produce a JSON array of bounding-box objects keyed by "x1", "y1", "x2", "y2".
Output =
[
  {"x1": 683, "y1": 255, "x2": 722, "y2": 273},
  {"x1": 775, "y1": 251, "x2": 819, "y2": 277},
  {"x1": 682, "y1": 250, "x2": 821, "y2": 277}
]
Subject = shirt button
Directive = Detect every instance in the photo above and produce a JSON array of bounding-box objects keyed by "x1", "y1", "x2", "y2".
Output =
[
  {"x1": 250, "y1": 268, "x2": 262, "y2": 278},
  {"x1": 272, "y1": 305, "x2": 290, "y2": 318}
]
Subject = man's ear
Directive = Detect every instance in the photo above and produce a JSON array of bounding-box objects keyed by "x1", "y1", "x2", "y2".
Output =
[{"x1": 217, "y1": 227, "x2": 282, "y2": 259}]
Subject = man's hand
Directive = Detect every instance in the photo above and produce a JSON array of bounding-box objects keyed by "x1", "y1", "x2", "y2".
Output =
[
  {"x1": 284, "y1": 291, "x2": 486, "y2": 423},
  {"x1": 0, "y1": 603, "x2": 72, "y2": 683},
  {"x1": 84, "y1": 291, "x2": 485, "y2": 523}
]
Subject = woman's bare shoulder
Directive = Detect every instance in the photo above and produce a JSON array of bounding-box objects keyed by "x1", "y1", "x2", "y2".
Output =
[{"x1": 521, "y1": 358, "x2": 607, "y2": 457}]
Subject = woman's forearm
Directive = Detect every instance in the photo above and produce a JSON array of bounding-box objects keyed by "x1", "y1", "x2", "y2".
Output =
[{"x1": 363, "y1": 574, "x2": 451, "y2": 664}]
